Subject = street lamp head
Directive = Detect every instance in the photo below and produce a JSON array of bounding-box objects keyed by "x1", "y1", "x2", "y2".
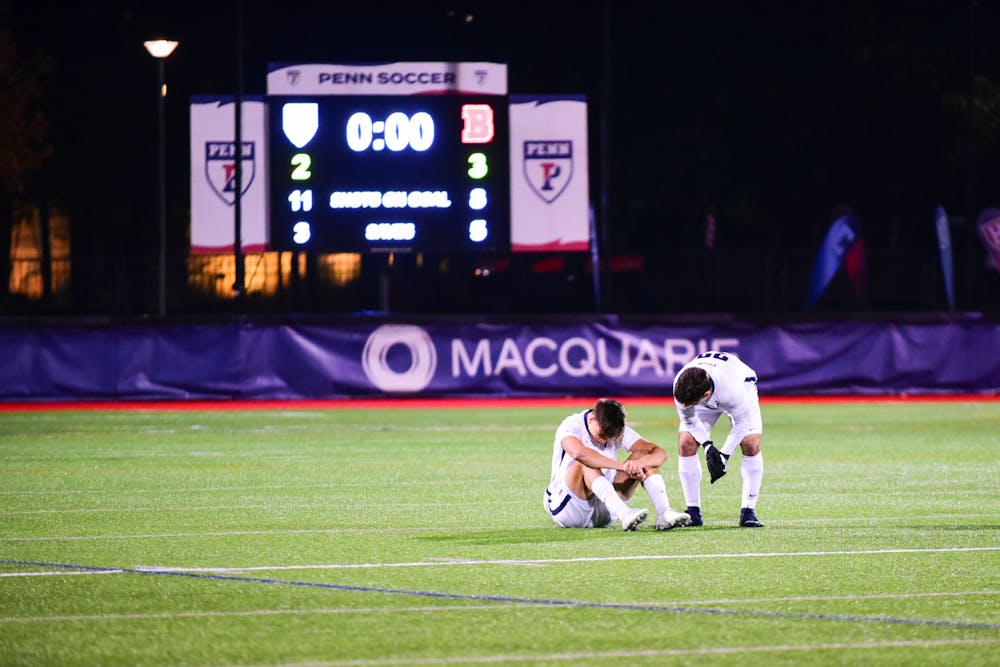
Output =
[{"x1": 144, "y1": 39, "x2": 179, "y2": 59}]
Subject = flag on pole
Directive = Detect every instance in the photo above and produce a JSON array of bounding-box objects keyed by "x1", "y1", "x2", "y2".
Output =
[
  {"x1": 978, "y1": 208, "x2": 1000, "y2": 273},
  {"x1": 804, "y1": 213, "x2": 866, "y2": 310},
  {"x1": 934, "y1": 206, "x2": 956, "y2": 310}
]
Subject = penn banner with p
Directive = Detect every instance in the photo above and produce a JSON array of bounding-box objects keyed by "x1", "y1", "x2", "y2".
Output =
[
  {"x1": 509, "y1": 95, "x2": 590, "y2": 252},
  {"x1": 189, "y1": 95, "x2": 269, "y2": 254}
]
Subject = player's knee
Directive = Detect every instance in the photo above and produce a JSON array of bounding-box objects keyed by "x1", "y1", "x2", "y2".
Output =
[
  {"x1": 741, "y1": 435, "x2": 761, "y2": 456},
  {"x1": 678, "y1": 432, "x2": 699, "y2": 457}
]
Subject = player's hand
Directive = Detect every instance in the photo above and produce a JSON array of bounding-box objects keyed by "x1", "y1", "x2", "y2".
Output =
[
  {"x1": 704, "y1": 441, "x2": 729, "y2": 483},
  {"x1": 622, "y1": 459, "x2": 647, "y2": 481}
]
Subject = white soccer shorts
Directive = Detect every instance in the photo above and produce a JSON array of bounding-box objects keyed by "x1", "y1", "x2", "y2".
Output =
[
  {"x1": 543, "y1": 478, "x2": 612, "y2": 528},
  {"x1": 682, "y1": 384, "x2": 763, "y2": 446}
]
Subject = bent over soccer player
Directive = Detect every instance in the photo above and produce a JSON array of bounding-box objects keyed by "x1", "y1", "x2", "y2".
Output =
[
  {"x1": 673, "y1": 351, "x2": 765, "y2": 528},
  {"x1": 544, "y1": 398, "x2": 691, "y2": 531}
]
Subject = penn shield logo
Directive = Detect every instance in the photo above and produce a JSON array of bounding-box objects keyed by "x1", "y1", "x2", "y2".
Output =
[
  {"x1": 523, "y1": 140, "x2": 573, "y2": 204},
  {"x1": 362, "y1": 325, "x2": 437, "y2": 392},
  {"x1": 205, "y1": 141, "x2": 255, "y2": 206}
]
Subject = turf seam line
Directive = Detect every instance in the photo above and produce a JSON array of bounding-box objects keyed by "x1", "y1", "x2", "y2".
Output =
[
  {"x1": 129, "y1": 545, "x2": 1000, "y2": 571},
  {"x1": 151, "y1": 639, "x2": 1000, "y2": 665},
  {"x1": 3, "y1": 559, "x2": 998, "y2": 631}
]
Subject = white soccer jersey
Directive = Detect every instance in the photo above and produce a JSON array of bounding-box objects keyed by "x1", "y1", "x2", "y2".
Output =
[
  {"x1": 673, "y1": 351, "x2": 762, "y2": 454},
  {"x1": 548, "y1": 409, "x2": 641, "y2": 488}
]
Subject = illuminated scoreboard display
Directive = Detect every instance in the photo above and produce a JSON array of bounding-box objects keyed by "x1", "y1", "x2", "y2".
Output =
[{"x1": 266, "y1": 62, "x2": 509, "y2": 253}]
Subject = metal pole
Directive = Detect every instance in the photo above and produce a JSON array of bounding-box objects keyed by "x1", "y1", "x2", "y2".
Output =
[
  {"x1": 966, "y1": 0, "x2": 977, "y2": 308},
  {"x1": 157, "y1": 58, "x2": 167, "y2": 317},
  {"x1": 598, "y1": 0, "x2": 612, "y2": 314},
  {"x1": 233, "y1": 0, "x2": 245, "y2": 302}
]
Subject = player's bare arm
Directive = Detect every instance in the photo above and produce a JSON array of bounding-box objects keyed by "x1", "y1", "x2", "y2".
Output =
[
  {"x1": 560, "y1": 435, "x2": 623, "y2": 472},
  {"x1": 560, "y1": 435, "x2": 633, "y2": 500}
]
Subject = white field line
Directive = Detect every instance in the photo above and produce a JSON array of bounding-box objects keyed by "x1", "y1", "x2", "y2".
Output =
[
  {"x1": 3, "y1": 504, "x2": 337, "y2": 515},
  {"x1": 0, "y1": 484, "x2": 357, "y2": 496},
  {"x1": 235, "y1": 639, "x2": 1000, "y2": 666},
  {"x1": 0, "y1": 585, "x2": 996, "y2": 612},
  {"x1": 3, "y1": 507, "x2": 1000, "y2": 520},
  {"x1": 0, "y1": 604, "x2": 550, "y2": 623},
  {"x1": 0, "y1": 593, "x2": 1000, "y2": 642},
  {"x1": 2, "y1": 482, "x2": 998, "y2": 497},
  {"x1": 0, "y1": 569, "x2": 123, "y2": 578},
  {"x1": 775, "y1": 514, "x2": 1000, "y2": 522},
  {"x1": 3, "y1": 492, "x2": 1000, "y2": 514},
  {"x1": 3, "y1": 546, "x2": 997, "y2": 579},
  {"x1": 129, "y1": 545, "x2": 1000, "y2": 572},
  {"x1": 0, "y1": 527, "x2": 479, "y2": 542},
  {"x1": 3, "y1": 513, "x2": 1000, "y2": 541}
]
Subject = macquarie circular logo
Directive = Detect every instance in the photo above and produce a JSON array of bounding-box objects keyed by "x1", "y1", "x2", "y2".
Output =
[{"x1": 361, "y1": 325, "x2": 437, "y2": 392}]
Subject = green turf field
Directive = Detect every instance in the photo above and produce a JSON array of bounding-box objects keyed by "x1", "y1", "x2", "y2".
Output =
[{"x1": 1, "y1": 400, "x2": 998, "y2": 666}]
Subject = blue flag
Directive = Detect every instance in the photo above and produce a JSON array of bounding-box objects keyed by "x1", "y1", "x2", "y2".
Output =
[
  {"x1": 804, "y1": 214, "x2": 863, "y2": 311},
  {"x1": 934, "y1": 206, "x2": 955, "y2": 311}
]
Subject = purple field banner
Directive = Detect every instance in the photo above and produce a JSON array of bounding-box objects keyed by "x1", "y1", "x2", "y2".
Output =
[{"x1": 1, "y1": 318, "x2": 997, "y2": 400}]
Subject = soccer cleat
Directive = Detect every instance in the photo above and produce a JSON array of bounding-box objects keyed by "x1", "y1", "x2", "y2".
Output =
[
  {"x1": 739, "y1": 508, "x2": 764, "y2": 527},
  {"x1": 704, "y1": 441, "x2": 730, "y2": 483},
  {"x1": 619, "y1": 507, "x2": 649, "y2": 531},
  {"x1": 685, "y1": 506, "x2": 703, "y2": 527},
  {"x1": 655, "y1": 509, "x2": 692, "y2": 530}
]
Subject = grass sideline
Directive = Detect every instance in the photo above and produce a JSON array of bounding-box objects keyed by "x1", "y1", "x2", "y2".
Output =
[
  {"x1": 1, "y1": 400, "x2": 998, "y2": 666},
  {"x1": 1, "y1": 393, "x2": 997, "y2": 412}
]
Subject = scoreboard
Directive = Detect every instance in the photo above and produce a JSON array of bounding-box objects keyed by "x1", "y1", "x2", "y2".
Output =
[{"x1": 267, "y1": 63, "x2": 509, "y2": 253}]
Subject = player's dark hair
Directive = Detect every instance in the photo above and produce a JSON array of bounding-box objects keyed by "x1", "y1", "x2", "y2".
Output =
[
  {"x1": 593, "y1": 398, "x2": 626, "y2": 441},
  {"x1": 675, "y1": 367, "x2": 712, "y2": 405}
]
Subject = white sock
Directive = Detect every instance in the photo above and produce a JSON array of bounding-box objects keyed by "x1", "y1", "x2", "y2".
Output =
[
  {"x1": 677, "y1": 455, "x2": 702, "y2": 508},
  {"x1": 590, "y1": 476, "x2": 630, "y2": 520},
  {"x1": 740, "y1": 453, "x2": 764, "y2": 509},
  {"x1": 642, "y1": 474, "x2": 672, "y2": 516}
]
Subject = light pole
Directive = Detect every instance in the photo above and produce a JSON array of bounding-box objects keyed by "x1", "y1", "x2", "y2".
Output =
[{"x1": 143, "y1": 39, "x2": 178, "y2": 318}]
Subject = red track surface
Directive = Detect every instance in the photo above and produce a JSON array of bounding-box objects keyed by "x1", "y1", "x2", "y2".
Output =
[{"x1": 0, "y1": 395, "x2": 996, "y2": 412}]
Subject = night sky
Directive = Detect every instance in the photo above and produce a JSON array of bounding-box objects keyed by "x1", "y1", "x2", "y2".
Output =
[{"x1": 6, "y1": 0, "x2": 1000, "y2": 311}]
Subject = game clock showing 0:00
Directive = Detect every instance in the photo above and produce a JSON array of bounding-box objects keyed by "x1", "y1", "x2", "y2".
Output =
[{"x1": 268, "y1": 95, "x2": 510, "y2": 253}]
